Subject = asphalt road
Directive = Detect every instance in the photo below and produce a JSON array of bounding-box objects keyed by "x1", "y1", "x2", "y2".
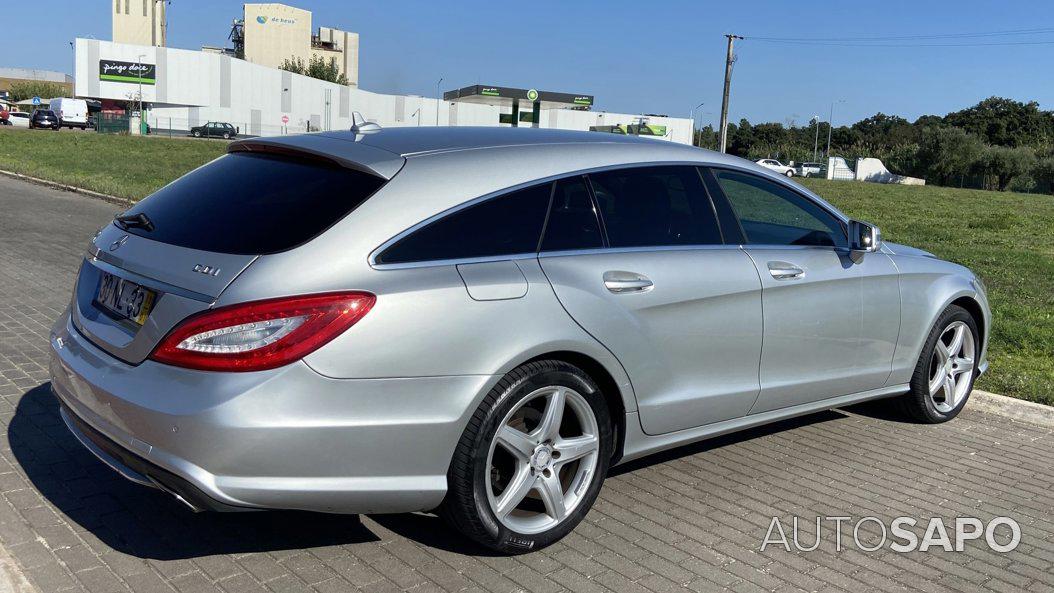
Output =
[{"x1": 0, "y1": 175, "x2": 1052, "y2": 593}]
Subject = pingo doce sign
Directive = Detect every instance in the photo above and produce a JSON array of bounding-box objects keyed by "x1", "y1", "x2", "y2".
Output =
[{"x1": 99, "y1": 60, "x2": 156, "y2": 85}]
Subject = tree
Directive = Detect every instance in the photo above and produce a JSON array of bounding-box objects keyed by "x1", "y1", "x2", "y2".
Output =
[
  {"x1": 7, "y1": 80, "x2": 67, "y2": 102},
  {"x1": 977, "y1": 145, "x2": 1037, "y2": 191},
  {"x1": 1031, "y1": 156, "x2": 1054, "y2": 195},
  {"x1": 915, "y1": 127, "x2": 985, "y2": 186},
  {"x1": 944, "y1": 97, "x2": 1054, "y2": 148},
  {"x1": 280, "y1": 55, "x2": 349, "y2": 85}
]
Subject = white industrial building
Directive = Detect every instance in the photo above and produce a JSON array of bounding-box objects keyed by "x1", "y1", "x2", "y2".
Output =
[{"x1": 73, "y1": 38, "x2": 692, "y2": 143}]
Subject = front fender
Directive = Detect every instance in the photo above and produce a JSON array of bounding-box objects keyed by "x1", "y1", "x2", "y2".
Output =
[{"x1": 888, "y1": 254, "x2": 990, "y2": 385}]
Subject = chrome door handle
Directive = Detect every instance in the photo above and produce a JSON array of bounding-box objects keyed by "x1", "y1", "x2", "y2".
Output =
[
  {"x1": 767, "y1": 261, "x2": 805, "y2": 280},
  {"x1": 603, "y1": 271, "x2": 654, "y2": 293}
]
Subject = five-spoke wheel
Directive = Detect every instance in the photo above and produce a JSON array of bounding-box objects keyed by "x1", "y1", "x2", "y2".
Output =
[
  {"x1": 443, "y1": 360, "x2": 612, "y2": 553},
  {"x1": 900, "y1": 304, "x2": 980, "y2": 423}
]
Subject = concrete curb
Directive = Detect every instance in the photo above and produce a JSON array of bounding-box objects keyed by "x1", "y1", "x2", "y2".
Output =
[
  {"x1": 0, "y1": 169, "x2": 134, "y2": 207},
  {"x1": 971, "y1": 389, "x2": 1054, "y2": 429}
]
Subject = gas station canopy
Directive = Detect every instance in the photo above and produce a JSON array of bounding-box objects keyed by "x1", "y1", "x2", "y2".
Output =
[{"x1": 444, "y1": 85, "x2": 593, "y2": 110}]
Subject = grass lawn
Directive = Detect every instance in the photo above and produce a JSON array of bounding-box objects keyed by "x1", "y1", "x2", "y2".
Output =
[
  {"x1": 801, "y1": 178, "x2": 1054, "y2": 405},
  {"x1": 0, "y1": 128, "x2": 225, "y2": 202},
  {"x1": 0, "y1": 128, "x2": 1049, "y2": 404}
]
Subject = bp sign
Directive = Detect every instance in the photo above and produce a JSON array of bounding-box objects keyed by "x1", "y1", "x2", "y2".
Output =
[{"x1": 526, "y1": 89, "x2": 539, "y2": 102}]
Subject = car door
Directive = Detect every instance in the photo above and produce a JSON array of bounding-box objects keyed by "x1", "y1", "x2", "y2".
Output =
[
  {"x1": 538, "y1": 167, "x2": 763, "y2": 435},
  {"x1": 703, "y1": 168, "x2": 898, "y2": 413}
]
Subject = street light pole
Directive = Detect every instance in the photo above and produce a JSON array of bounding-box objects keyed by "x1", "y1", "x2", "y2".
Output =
[
  {"x1": 435, "y1": 77, "x2": 443, "y2": 126},
  {"x1": 825, "y1": 99, "x2": 844, "y2": 159},
  {"x1": 689, "y1": 101, "x2": 704, "y2": 146},
  {"x1": 812, "y1": 115, "x2": 820, "y2": 161},
  {"x1": 137, "y1": 53, "x2": 146, "y2": 132}
]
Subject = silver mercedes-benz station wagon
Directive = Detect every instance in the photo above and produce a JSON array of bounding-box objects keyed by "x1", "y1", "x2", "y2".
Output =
[{"x1": 49, "y1": 127, "x2": 989, "y2": 553}]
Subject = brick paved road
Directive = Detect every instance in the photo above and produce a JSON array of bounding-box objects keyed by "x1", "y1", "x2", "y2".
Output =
[{"x1": 0, "y1": 175, "x2": 1052, "y2": 593}]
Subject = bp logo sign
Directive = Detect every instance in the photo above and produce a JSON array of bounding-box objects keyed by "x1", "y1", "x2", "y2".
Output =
[
  {"x1": 526, "y1": 89, "x2": 539, "y2": 102},
  {"x1": 256, "y1": 15, "x2": 267, "y2": 24}
]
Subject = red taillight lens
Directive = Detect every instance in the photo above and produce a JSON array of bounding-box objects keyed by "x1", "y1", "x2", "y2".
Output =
[{"x1": 150, "y1": 292, "x2": 375, "y2": 372}]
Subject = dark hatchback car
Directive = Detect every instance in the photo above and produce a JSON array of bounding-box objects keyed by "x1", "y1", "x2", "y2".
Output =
[
  {"x1": 30, "y1": 110, "x2": 60, "y2": 130},
  {"x1": 189, "y1": 122, "x2": 239, "y2": 139}
]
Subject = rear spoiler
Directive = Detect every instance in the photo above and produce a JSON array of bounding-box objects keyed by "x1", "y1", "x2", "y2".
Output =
[{"x1": 228, "y1": 135, "x2": 405, "y2": 180}]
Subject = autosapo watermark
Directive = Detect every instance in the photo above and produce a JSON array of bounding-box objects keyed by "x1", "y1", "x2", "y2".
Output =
[{"x1": 761, "y1": 516, "x2": 1021, "y2": 553}]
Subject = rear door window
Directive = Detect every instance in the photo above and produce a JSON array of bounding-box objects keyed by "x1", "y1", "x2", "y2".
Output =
[
  {"x1": 119, "y1": 153, "x2": 385, "y2": 254},
  {"x1": 589, "y1": 166, "x2": 723, "y2": 248},
  {"x1": 540, "y1": 176, "x2": 603, "y2": 252},
  {"x1": 375, "y1": 183, "x2": 551, "y2": 265}
]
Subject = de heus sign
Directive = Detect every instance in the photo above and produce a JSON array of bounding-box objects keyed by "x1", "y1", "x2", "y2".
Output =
[{"x1": 99, "y1": 60, "x2": 156, "y2": 85}]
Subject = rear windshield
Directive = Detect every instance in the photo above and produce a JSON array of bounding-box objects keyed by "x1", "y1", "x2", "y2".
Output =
[{"x1": 120, "y1": 153, "x2": 385, "y2": 254}]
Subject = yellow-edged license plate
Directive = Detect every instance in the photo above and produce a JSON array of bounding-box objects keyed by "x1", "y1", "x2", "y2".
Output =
[{"x1": 94, "y1": 271, "x2": 156, "y2": 326}]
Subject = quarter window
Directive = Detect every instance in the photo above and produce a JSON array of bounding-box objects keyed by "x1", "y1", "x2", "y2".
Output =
[
  {"x1": 589, "y1": 166, "x2": 722, "y2": 248},
  {"x1": 712, "y1": 169, "x2": 846, "y2": 248},
  {"x1": 376, "y1": 183, "x2": 551, "y2": 265},
  {"x1": 540, "y1": 176, "x2": 603, "y2": 252}
]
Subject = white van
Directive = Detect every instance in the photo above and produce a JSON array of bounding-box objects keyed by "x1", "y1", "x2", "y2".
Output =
[{"x1": 50, "y1": 98, "x2": 89, "y2": 129}]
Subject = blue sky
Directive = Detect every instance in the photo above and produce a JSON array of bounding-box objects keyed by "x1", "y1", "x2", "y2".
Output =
[{"x1": 2, "y1": 0, "x2": 1052, "y2": 127}]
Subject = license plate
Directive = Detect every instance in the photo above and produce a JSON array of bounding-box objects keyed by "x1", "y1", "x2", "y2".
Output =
[{"x1": 94, "y1": 272, "x2": 156, "y2": 326}]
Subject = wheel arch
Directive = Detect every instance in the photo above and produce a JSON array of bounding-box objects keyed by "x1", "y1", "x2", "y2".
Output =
[{"x1": 520, "y1": 350, "x2": 628, "y2": 464}]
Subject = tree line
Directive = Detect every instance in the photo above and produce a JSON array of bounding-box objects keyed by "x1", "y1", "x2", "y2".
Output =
[{"x1": 694, "y1": 97, "x2": 1054, "y2": 193}]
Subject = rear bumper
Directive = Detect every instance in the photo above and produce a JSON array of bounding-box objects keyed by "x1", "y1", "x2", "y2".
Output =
[{"x1": 49, "y1": 312, "x2": 495, "y2": 514}]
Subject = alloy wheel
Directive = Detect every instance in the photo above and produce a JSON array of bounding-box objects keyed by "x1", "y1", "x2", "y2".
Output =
[
  {"x1": 485, "y1": 386, "x2": 600, "y2": 534},
  {"x1": 927, "y1": 320, "x2": 975, "y2": 413}
]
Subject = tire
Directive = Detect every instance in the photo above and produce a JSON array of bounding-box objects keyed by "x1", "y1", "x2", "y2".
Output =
[
  {"x1": 897, "y1": 304, "x2": 979, "y2": 423},
  {"x1": 785, "y1": 169, "x2": 795, "y2": 177},
  {"x1": 222, "y1": 132, "x2": 231, "y2": 139},
  {"x1": 193, "y1": 130, "x2": 201, "y2": 138},
  {"x1": 442, "y1": 360, "x2": 613, "y2": 554}
]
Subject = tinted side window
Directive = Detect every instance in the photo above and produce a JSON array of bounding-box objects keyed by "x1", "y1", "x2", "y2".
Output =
[
  {"x1": 122, "y1": 153, "x2": 385, "y2": 254},
  {"x1": 376, "y1": 183, "x2": 551, "y2": 264},
  {"x1": 589, "y1": 166, "x2": 722, "y2": 248},
  {"x1": 712, "y1": 169, "x2": 846, "y2": 248},
  {"x1": 540, "y1": 176, "x2": 603, "y2": 252}
]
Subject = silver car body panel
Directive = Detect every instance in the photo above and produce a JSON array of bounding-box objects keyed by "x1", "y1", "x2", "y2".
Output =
[{"x1": 50, "y1": 127, "x2": 990, "y2": 514}]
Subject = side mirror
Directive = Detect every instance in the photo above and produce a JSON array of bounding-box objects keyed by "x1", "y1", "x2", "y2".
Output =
[{"x1": 849, "y1": 220, "x2": 882, "y2": 253}]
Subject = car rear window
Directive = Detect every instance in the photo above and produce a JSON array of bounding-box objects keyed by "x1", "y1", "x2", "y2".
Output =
[{"x1": 119, "y1": 153, "x2": 385, "y2": 254}]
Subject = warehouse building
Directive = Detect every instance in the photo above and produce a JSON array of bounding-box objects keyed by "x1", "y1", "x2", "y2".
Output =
[{"x1": 74, "y1": 38, "x2": 691, "y2": 143}]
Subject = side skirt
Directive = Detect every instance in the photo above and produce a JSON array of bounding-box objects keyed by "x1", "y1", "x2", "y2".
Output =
[{"x1": 617, "y1": 384, "x2": 909, "y2": 465}]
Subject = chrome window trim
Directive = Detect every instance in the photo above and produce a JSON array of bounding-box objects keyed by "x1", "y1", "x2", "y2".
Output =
[{"x1": 368, "y1": 157, "x2": 725, "y2": 269}]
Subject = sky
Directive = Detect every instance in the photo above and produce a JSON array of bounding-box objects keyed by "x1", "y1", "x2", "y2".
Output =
[{"x1": 2, "y1": 0, "x2": 1053, "y2": 128}]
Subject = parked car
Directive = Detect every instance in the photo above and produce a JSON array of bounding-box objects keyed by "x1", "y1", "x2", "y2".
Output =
[
  {"x1": 51, "y1": 128, "x2": 989, "y2": 554},
  {"x1": 189, "y1": 121, "x2": 238, "y2": 139},
  {"x1": 50, "y1": 98, "x2": 89, "y2": 129},
  {"x1": 796, "y1": 162, "x2": 824, "y2": 177},
  {"x1": 7, "y1": 112, "x2": 31, "y2": 128},
  {"x1": 29, "y1": 109, "x2": 60, "y2": 130},
  {"x1": 755, "y1": 158, "x2": 795, "y2": 176}
]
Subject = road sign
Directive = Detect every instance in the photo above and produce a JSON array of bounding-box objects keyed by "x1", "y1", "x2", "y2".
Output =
[
  {"x1": 31, "y1": 97, "x2": 41, "y2": 106},
  {"x1": 281, "y1": 115, "x2": 289, "y2": 124}
]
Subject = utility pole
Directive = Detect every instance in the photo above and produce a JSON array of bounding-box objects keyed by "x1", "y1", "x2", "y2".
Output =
[{"x1": 718, "y1": 34, "x2": 742, "y2": 153}]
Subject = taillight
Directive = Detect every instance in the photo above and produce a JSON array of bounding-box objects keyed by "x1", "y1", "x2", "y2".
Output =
[{"x1": 150, "y1": 292, "x2": 375, "y2": 372}]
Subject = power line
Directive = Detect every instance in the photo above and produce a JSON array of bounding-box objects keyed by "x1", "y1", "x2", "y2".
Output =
[
  {"x1": 748, "y1": 27, "x2": 1054, "y2": 42},
  {"x1": 747, "y1": 38, "x2": 1054, "y2": 48}
]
